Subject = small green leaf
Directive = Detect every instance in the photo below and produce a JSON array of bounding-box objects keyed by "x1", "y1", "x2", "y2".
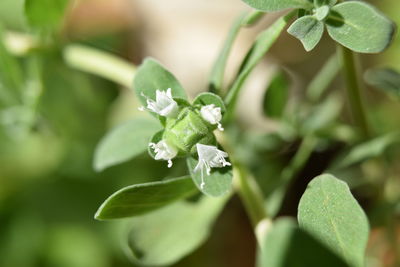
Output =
[
  {"x1": 209, "y1": 12, "x2": 246, "y2": 93},
  {"x1": 330, "y1": 132, "x2": 400, "y2": 170},
  {"x1": 25, "y1": 0, "x2": 69, "y2": 30},
  {"x1": 127, "y1": 196, "x2": 229, "y2": 266},
  {"x1": 225, "y1": 12, "x2": 295, "y2": 113},
  {"x1": 187, "y1": 157, "x2": 233, "y2": 197},
  {"x1": 94, "y1": 118, "x2": 161, "y2": 172},
  {"x1": 94, "y1": 176, "x2": 198, "y2": 220},
  {"x1": 364, "y1": 68, "x2": 400, "y2": 98},
  {"x1": 298, "y1": 174, "x2": 370, "y2": 267},
  {"x1": 288, "y1": 15, "x2": 324, "y2": 51},
  {"x1": 241, "y1": 0, "x2": 312, "y2": 12},
  {"x1": 262, "y1": 70, "x2": 290, "y2": 118},
  {"x1": 314, "y1": 5, "x2": 330, "y2": 21},
  {"x1": 193, "y1": 92, "x2": 226, "y2": 113},
  {"x1": 133, "y1": 58, "x2": 187, "y2": 116},
  {"x1": 326, "y1": 1, "x2": 395, "y2": 53},
  {"x1": 258, "y1": 219, "x2": 349, "y2": 267},
  {"x1": 314, "y1": 0, "x2": 336, "y2": 8}
]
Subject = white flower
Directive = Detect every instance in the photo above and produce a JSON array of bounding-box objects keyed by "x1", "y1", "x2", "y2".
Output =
[
  {"x1": 200, "y1": 104, "x2": 224, "y2": 131},
  {"x1": 194, "y1": 144, "x2": 231, "y2": 189},
  {"x1": 139, "y1": 88, "x2": 178, "y2": 118},
  {"x1": 149, "y1": 140, "x2": 178, "y2": 168}
]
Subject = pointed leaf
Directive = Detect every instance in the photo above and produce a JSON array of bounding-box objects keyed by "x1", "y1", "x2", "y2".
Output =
[
  {"x1": 326, "y1": 1, "x2": 395, "y2": 53},
  {"x1": 288, "y1": 15, "x2": 324, "y2": 51},
  {"x1": 95, "y1": 176, "x2": 198, "y2": 220},
  {"x1": 262, "y1": 70, "x2": 290, "y2": 118},
  {"x1": 133, "y1": 58, "x2": 187, "y2": 116},
  {"x1": 127, "y1": 196, "x2": 229, "y2": 266},
  {"x1": 259, "y1": 219, "x2": 349, "y2": 267},
  {"x1": 298, "y1": 174, "x2": 370, "y2": 267},
  {"x1": 241, "y1": 0, "x2": 312, "y2": 12},
  {"x1": 94, "y1": 118, "x2": 161, "y2": 171},
  {"x1": 187, "y1": 157, "x2": 233, "y2": 197}
]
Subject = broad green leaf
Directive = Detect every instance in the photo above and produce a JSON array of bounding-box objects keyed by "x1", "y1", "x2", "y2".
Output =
[
  {"x1": 364, "y1": 68, "x2": 400, "y2": 98},
  {"x1": 241, "y1": 0, "x2": 312, "y2": 12},
  {"x1": 133, "y1": 58, "x2": 187, "y2": 116},
  {"x1": 127, "y1": 195, "x2": 229, "y2": 266},
  {"x1": 330, "y1": 132, "x2": 400, "y2": 170},
  {"x1": 258, "y1": 219, "x2": 349, "y2": 267},
  {"x1": 25, "y1": 0, "x2": 69, "y2": 30},
  {"x1": 262, "y1": 70, "x2": 290, "y2": 118},
  {"x1": 225, "y1": 12, "x2": 295, "y2": 113},
  {"x1": 288, "y1": 15, "x2": 324, "y2": 51},
  {"x1": 94, "y1": 176, "x2": 198, "y2": 220},
  {"x1": 326, "y1": 1, "x2": 395, "y2": 53},
  {"x1": 193, "y1": 92, "x2": 226, "y2": 113},
  {"x1": 94, "y1": 118, "x2": 161, "y2": 171},
  {"x1": 298, "y1": 174, "x2": 370, "y2": 267},
  {"x1": 209, "y1": 13, "x2": 246, "y2": 93},
  {"x1": 187, "y1": 157, "x2": 233, "y2": 197}
]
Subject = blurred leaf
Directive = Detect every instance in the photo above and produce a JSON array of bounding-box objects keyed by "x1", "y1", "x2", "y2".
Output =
[
  {"x1": 193, "y1": 92, "x2": 226, "y2": 113},
  {"x1": 209, "y1": 12, "x2": 246, "y2": 93},
  {"x1": 95, "y1": 176, "x2": 197, "y2": 220},
  {"x1": 133, "y1": 58, "x2": 187, "y2": 117},
  {"x1": 94, "y1": 118, "x2": 161, "y2": 172},
  {"x1": 262, "y1": 70, "x2": 290, "y2": 118},
  {"x1": 0, "y1": 0, "x2": 26, "y2": 30},
  {"x1": 298, "y1": 174, "x2": 370, "y2": 267},
  {"x1": 187, "y1": 157, "x2": 233, "y2": 197},
  {"x1": 258, "y1": 218, "x2": 349, "y2": 267},
  {"x1": 24, "y1": 0, "x2": 69, "y2": 30},
  {"x1": 326, "y1": 2, "x2": 395, "y2": 53},
  {"x1": 241, "y1": 10, "x2": 266, "y2": 27},
  {"x1": 225, "y1": 12, "x2": 295, "y2": 112},
  {"x1": 364, "y1": 68, "x2": 400, "y2": 98},
  {"x1": 330, "y1": 132, "x2": 400, "y2": 170},
  {"x1": 314, "y1": 0, "x2": 336, "y2": 7},
  {"x1": 241, "y1": 0, "x2": 312, "y2": 12},
  {"x1": 127, "y1": 196, "x2": 228, "y2": 266},
  {"x1": 287, "y1": 15, "x2": 324, "y2": 51}
]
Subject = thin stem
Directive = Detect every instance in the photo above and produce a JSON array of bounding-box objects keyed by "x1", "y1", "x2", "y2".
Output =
[
  {"x1": 337, "y1": 45, "x2": 370, "y2": 138},
  {"x1": 63, "y1": 44, "x2": 136, "y2": 88}
]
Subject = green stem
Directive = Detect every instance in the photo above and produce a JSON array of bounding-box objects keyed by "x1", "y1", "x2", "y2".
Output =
[
  {"x1": 337, "y1": 45, "x2": 370, "y2": 138},
  {"x1": 63, "y1": 44, "x2": 136, "y2": 88}
]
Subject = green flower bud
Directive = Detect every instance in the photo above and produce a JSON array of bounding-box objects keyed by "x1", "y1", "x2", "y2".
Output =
[{"x1": 163, "y1": 108, "x2": 215, "y2": 154}]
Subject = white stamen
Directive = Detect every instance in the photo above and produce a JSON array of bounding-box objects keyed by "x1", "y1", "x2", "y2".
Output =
[
  {"x1": 149, "y1": 140, "x2": 178, "y2": 168},
  {"x1": 194, "y1": 144, "x2": 231, "y2": 189},
  {"x1": 140, "y1": 88, "x2": 178, "y2": 117},
  {"x1": 200, "y1": 104, "x2": 224, "y2": 131}
]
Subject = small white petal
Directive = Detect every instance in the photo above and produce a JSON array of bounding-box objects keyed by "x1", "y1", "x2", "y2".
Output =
[
  {"x1": 200, "y1": 104, "x2": 224, "y2": 131},
  {"x1": 141, "y1": 89, "x2": 179, "y2": 118},
  {"x1": 194, "y1": 144, "x2": 231, "y2": 189},
  {"x1": 150, "y1": 140, "x2": 178, "y2": 165}
]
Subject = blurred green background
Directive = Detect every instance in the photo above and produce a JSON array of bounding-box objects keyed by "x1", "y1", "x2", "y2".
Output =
[{"x1": 0, "y1": 0, "x2": 399, "y2": 267}]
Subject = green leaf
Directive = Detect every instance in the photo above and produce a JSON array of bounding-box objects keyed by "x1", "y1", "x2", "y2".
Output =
[
  {"x1": 127, "y1": 196, "x2": 229, "y2": 266},
  {"x1": 133, "y1": 58, "x2": 187, "y2": 116},
  {"x1": 209, "y1": 13, "x2": 246, "y2": 93},
  {"x1": 298, "y1": 174, "x2": 370, "y2": 267},
  {"x1": 326, "y1": 1, "x2": 395, "y2": 53},
  {"x1": 314, "y1": 0, "x2": 336, "y2": 8},
  {"x1": 262, "y1": 70, "x2": 290, "y2": 118},
  {"x1": 241, "y1": 10, "x2": 266, "y2": 27},
  {"x1": 187, "y1": 157, "x2": 233, "y2": 197},
  {"x1": 364, "y1": 68, "x2": 400, "y2": 98},
  {"x1": 25, "y1": 0, "x2": 69, "y2": 30},
  {"x1": 94, "y1": 176, "x2": 198, "y2": 220},
  {"x1": 193, "y1": 92, "x2": 226, "y2": 113},
  {"x1": 94, "y1": 118, "x2": 161, "y2": 172},
  {"x1": 258, "y1": 219, "x2": 349, "y2": 267},
  {"x1": 241, "y1": 0, "x2": 312, "y2": 12},
  {"x1": 225, "y1": 12, "x2": 295, "y2": 113},
  {"x1": 288, "y1": 15, "x2": 324, "y2": 51},
  {"x1": 330, "y1": 132, "x2": 400, "y2": 170}
]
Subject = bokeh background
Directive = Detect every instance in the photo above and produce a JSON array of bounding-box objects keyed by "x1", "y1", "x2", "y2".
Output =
[{"x1": 0, "y1": 0, "x2": 399, "y2": 266}]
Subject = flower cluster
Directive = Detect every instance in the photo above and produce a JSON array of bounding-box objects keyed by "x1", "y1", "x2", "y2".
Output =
[{"x1": 140, "y1": 88, "x2": 230, "y2": 189}]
